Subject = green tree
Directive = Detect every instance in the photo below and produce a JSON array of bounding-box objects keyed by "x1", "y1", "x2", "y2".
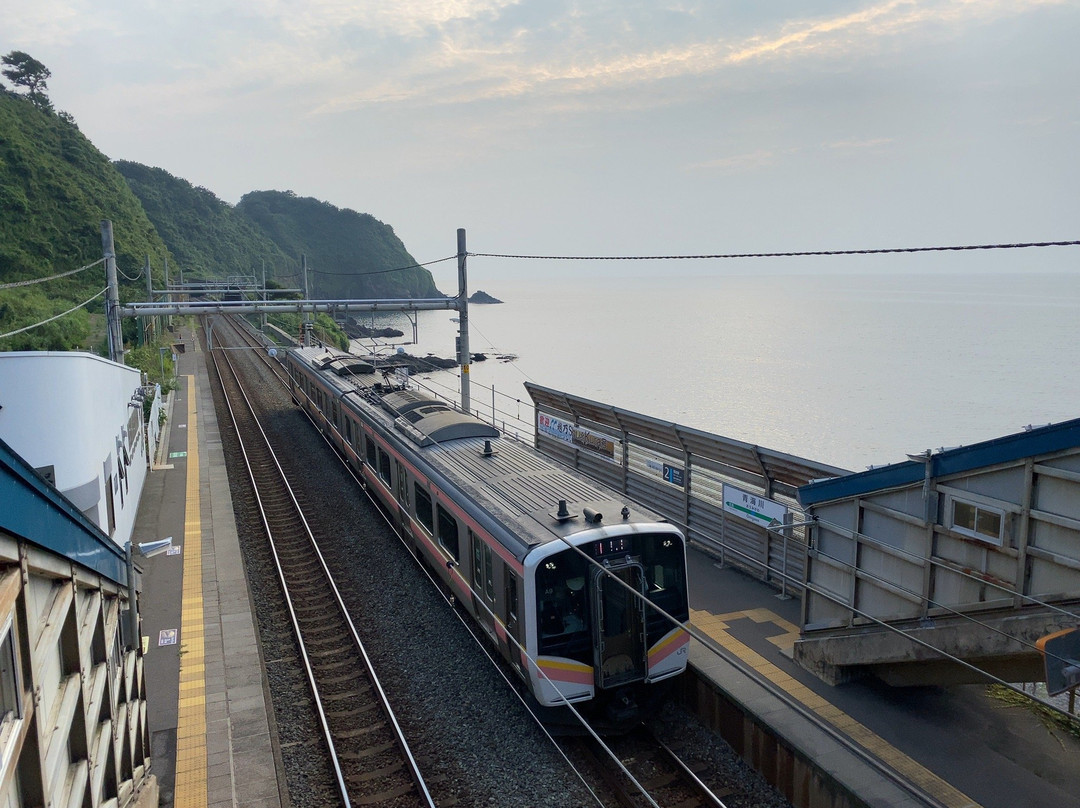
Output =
[{"x1": 1, "y1": 51, "x2": 53, "y2": 111}]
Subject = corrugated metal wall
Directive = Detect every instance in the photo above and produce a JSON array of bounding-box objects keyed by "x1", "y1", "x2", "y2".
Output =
[
  {"x1": 0, "y1": 534, "x2": 151, "y2": 808},
  {"x1": 527, "y1": 383, "x2": 849, "y2": 598}
]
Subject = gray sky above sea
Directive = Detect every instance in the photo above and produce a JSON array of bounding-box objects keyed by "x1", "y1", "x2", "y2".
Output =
[{"x1": 5, "y1": 1, "x2": 1080, "y2": 285}]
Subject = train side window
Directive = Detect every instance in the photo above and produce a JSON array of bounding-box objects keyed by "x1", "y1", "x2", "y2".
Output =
[
  {"x1": 505, "y1": 571, "x2": 518, "y2": 624},
  {"x1": 415, "y1": 487, "x2": 433, "y2": 534},
  {"x1": 483, "y1": 544, "x2": 494, "y2": 601},
  {"x1": 345, "y1": 417, "x2": 353, "y2": 446},
  {"x1": 437, "y1": 505, "x2": 460, "y2": 561},
  {"x1": 365, "y1": 434, "x2": 377, "y2": 466},
  {"x1": 396, "y1": 462, "x2": 410, "y2": 507},
  {"x1": 377, "y1": 448, "x2": 392, "y2": 485},
  {"x1": 471, "y1": 531, "x2": 483, "y2": 591},
  {"x1": 470, "y1": 531, "x2": 494, "y2": 602}
]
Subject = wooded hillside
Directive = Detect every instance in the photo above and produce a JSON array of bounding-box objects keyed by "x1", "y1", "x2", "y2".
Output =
[
  {"x1": 115, "y1": 161, "x2": 292, "y2": 283},
  {"x1": 1, "y1": 58, "x2": 444, "y2": 352},
  {"x1": 236, "y1": 190, "x2": 443, "y2": 300},
  {"x1": 0, "y1": 90, "x2": 169, "y2": 349}
]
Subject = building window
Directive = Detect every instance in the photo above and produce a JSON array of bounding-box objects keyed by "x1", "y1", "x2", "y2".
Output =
[
  {"x1": 0, "y1": 620, "x2": 21, "y2": 722},
  {"x1": 950, "y1": 498, "x2": 1004, "y2": 545}
]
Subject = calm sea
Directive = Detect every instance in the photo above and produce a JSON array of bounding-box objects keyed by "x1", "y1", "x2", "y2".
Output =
[{"x1": 351, "y1": 272, "x2": 1080, "y2": 472}]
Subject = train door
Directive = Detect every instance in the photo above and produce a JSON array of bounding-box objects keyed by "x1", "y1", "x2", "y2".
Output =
[
  {"x1": 591, "y1": 561, "x2": 647, "y2": 688},
  {"x1": 504, "y1": 569, "x2": 526, "y2": 678},
  {"x1": 471, "y1": 530, "x2": 496, "y2": 639},
  {"x1": 395, "y1": 461, "x2": 410, "y2": 535}
]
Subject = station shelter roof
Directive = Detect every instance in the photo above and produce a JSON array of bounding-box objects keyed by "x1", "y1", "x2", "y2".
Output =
[
  {"x1": 0, "y1": 436, "x2": 127, "y2": 585},
  {"x1": 798, "y1": 416, "x2": 1080, "y2": 508}
]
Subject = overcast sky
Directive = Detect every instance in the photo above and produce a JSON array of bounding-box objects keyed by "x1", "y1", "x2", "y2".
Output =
[{"x1": 5, "y1": 0, "x2": 1079, "y2": 280}]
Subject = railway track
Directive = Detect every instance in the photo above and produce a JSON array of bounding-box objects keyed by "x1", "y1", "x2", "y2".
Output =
[
  {"x1": 213, "y1": 314, "x2": 788, "y2": 807},
  {"x1": 206, "y1": 322, "x2": 435, "y2": 808},
  {"x1": 567, "y1": 726, "x2": 732, "y2": 808}
]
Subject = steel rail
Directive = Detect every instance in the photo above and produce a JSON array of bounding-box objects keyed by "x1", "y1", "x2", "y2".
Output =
[
  {"x1": 209, "y1": 324, "x2": 435, "y2": 808},
  {"x1": 282, "y1": 358, "x2": 629, "y2": 805},
  {"x1": 653, "y1": 732, "x2": 730, "y2": 808}
]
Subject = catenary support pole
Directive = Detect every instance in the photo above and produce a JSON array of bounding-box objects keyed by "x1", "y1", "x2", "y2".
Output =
[
  {"x1": 457, "y1": 228, "x2": 471, "y2": 414},
  {"x1": 302, "y1": 253, "x2": 310, "y2": 346},
  {"x1": 261, "y1": 260, "x2": 268, "y2": 330},
  {"x1": 144, "y1": 255, "x2": 153, "y2": 345},
  {"x1": 101, "y1": 221, "x2": 124, "y2": 364}
]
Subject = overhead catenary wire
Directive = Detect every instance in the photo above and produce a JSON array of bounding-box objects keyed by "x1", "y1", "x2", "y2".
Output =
[
  {"x1": 310, "y1": 255, "x2": 458, "y2": 277},
  {"x1": 0, "y1": 257, "x2": 105, "y2": 289},
  {"x1": 469, "y1": 240, "x2": 1080, "y2": 261},
  {"x1": 116, "y1": 264, "x2": 144, "y2": 282},
  {"x1": 0, "y1": 286, "x2": 108, "y2": 340}
]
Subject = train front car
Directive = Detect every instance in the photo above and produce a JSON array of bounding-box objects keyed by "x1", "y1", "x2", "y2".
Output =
[{"x1": 524, "y1": 512, "x2": 689, "y2": 731}]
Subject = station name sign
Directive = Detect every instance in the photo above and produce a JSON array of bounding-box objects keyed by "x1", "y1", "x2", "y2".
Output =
[
  {"x1": 537, "y1": 413, "x2": 618, "y2": 462},
  {"x1": 722, "y1": 483, "x2": 788, "y2": 528}
]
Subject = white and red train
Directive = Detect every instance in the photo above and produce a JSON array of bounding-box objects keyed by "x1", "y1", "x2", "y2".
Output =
[{"x1": 285, "y1": 346, "x2": 689, "y2": 727}]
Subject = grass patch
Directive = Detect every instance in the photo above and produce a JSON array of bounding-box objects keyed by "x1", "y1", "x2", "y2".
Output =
[{"x1": 987, "y1": 684, "x2": 1080, "y2": 741}]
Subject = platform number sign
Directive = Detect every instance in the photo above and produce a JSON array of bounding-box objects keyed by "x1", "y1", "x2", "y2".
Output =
[{"x1": 663, "y1": 464, "x2": 685, "y2": 487}]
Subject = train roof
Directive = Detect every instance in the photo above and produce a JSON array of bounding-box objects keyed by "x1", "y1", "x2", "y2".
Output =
[{"x1": 290, "y1": 347, "x2": 669, "y2": 560}]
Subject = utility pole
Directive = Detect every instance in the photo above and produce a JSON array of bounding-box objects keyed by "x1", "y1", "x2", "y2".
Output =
[
  {"x1": 101, "y1": 221, "x2": 124, "y2": 364},
  {"x1": 457, "y1": 228, "x2": 471, "y2": 414}
]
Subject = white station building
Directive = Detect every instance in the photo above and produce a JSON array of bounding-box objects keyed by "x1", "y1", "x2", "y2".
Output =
[
  {"x1": 0, "y1": 350, "x2": 157, "y2": 807},
  {"x1": 0, "y1": 351, "x2": 150, "y2": 549}
]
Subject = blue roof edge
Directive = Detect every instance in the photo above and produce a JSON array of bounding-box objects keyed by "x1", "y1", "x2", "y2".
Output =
[
  {"x1": 0, "y1": 437, "x2": 128, "y2": 586},
  {"x1": 798, "y1": 416, "x2": 1080, "y2": 508}
]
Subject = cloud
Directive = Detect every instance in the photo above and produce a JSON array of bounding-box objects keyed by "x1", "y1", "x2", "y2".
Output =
[
  {"x1": 303, "y1": 0, "x2": 1068, "y2": 112},
  {"x1": 689, "y1": 149, "x2": 789, "y2": 173},
  {"x1": 8, "y1": 0, "x2": 1068, "y2": 126},
  {"x1": 826, "y1": 137, "x2": 895, "y2": 151},
  {"x1": 691, "y1": 138, "x2": 895, "y2": 175}
]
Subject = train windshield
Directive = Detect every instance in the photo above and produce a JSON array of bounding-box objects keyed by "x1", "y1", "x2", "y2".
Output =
[
  {"x1": 639, "y1": 535, "x2": 688, "y2": 646},
  {"x1": 535, "y1": 532, "x2": 688, "y2": 665},
  {"x1": 536, "y1": 550, "x2": 592, "y2": 665}
]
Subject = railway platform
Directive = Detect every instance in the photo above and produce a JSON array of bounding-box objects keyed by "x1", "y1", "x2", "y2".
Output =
[
  {"x1": 686, "y1": 548, "x2": 1080, "y2": 808},
  {"x1": 132, "y1": 328, "x2": 284, "y2": 808}
]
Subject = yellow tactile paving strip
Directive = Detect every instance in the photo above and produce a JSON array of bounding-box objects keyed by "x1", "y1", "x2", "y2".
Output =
[
  {"x1": 175, "y1": 374, "x2": 207, "y2": 806},
  {"x1": 691, "y1": 608, "x2": 981, "y2": 808}
]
